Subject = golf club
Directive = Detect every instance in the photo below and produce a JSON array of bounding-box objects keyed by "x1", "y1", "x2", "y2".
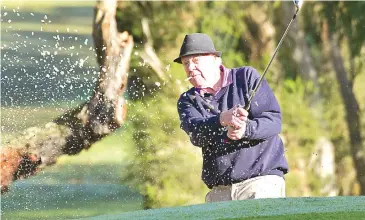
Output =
[{"x1": 243, "y1": 0, "x2": 304, "y2": 111}]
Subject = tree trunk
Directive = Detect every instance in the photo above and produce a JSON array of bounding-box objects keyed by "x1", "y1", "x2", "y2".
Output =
[
  {"x1": 279, "y1": 2, "x2": 338, "y2": 196},
  {"x1": 308, "y1": 138, "x2": 337, "y2": 196},
  {"x1": 329, "y1": 33, "x2": 365, "y2": 195},
  {"x1": 0, "y1": 0, "x2": 134, "y2": 194}
]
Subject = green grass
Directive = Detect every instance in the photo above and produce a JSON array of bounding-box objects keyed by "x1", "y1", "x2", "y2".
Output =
[
  {"x1": 1, "y1": 128, "x2": 144, "y2": 220},
  {"x1": 1, "y1": 106, "x2": 68, "y2": 141},
  {"x1": 236, "y1": 212, "x2": 365, "y2": 220},
  {"x1": 1, "y1": 1, "x2": 94, "y2": 34},
  {"x1": 1, "y1": 183, "x2": 143, "y2": 220},
  {"x1": 1, "y1": 2, "x2": 97, "y2": 107},
  {"x1": 1, "y1": 22, "x2": 92, "y2": 35},
  {"x1": 2, "y1": 1, "x2": 94, "y2": 9},
  {"x1": 84, "y1": 196, "x2": 365, "y2": 220}
]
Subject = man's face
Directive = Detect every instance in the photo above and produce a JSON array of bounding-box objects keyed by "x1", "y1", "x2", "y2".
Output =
[{"x1": 181, "y1": 54, "x2": 221, "y2": 89}]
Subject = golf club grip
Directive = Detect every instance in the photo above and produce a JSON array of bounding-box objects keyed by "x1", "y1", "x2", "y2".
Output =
[
  {"x1": 236, "y1": 103, "x2": 250, "y2": 111},
  {"x1": 244, "y1": 102, "x2": 250, "y2": 111}
]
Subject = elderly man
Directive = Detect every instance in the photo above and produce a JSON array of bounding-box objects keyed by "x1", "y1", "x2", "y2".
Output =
[{"x1": 175, "y1": 33, "x2": 289, "y2": 202}]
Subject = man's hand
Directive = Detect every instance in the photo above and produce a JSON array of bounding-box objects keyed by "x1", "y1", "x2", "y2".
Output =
[
  {"x1": 219, "y1": 106, "x2": 248, "y2": 129},
  {"x1": 227, "y1": 123, "x2": 247, "y2": 140}
]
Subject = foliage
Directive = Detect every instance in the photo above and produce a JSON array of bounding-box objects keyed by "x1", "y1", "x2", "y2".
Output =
[
  {"x1": 122, "y1": 89, "x2": 207, "y2": 209},
  {"x1": 196, "y1": 1, "x2": 247, "y2": 67},
  {"x1": 314, "y1": 1, "x2": 365, "y2": 194},
  {"x1": 318, "y1": 2, "x2": 365, "y2": 57},
  {"x1": 115, "y1": 2, "x2": 196, "y2": 99},
  {"x1": 278, "y1": 78, "x2": 328, "y2": 196}
]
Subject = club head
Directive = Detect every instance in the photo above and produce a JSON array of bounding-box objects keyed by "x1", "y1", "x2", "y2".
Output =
[{"x1": 293, "y1": 0, "x2": 304, "y2": 10}]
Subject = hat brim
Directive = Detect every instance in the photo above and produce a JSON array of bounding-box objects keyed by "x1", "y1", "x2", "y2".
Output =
[{"x1": 174, "y1": 51, "x2": 222, "y2": 64}]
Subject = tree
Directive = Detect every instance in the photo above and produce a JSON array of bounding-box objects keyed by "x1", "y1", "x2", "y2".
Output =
[
  {"x1": 1, "y1": 0, "x2": 133, "y2": 193},
  {"x1": 273, "y1": 1, "x2": 337, "y2": 196},
  {"x1": 319, "y1": 1, "x2": 365, "y2": 194}
]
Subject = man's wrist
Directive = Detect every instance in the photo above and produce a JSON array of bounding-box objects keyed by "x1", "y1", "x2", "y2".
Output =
[
  {"x1": 219, "y1": 112, "x2": 227, "y2": 127},
  {"x1": 242, "y1": 120, "x2": 250, "y2": 139}
]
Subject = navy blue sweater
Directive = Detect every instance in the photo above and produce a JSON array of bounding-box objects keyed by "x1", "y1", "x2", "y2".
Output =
[{"x1": 177, "y1": 66, "x2": 289, "y2": 189}]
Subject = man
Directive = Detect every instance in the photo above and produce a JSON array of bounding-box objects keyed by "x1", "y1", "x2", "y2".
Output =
[{"x1": 175, "y1": 33, "x2": 289, "y2": 202}]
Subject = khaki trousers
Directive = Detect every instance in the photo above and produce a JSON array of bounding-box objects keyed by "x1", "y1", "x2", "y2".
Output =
[{"x1": 205, "y1": 175, "x2": 285, "y2": 202}]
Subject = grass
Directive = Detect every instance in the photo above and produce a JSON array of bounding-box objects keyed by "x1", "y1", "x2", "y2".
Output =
[
  {"x1": 84, "y1": 196, "x2": 365, "y2": 220},
  {"x1": 1, "y1": 128, "x2": 144, "y2": 220},
  {"x1": 242, "y1": 212, "x2": 365, "y2": 220},
  {"x1": 1, "y1": 2, "x2": 98, "y2": 107},
  {"x1": 2, "y1": 1, "x2": 94, "y2": 34},
  {"x1": 1, "y1": 183, "x2": 143, "y2": 220},
  {"x1": 1, "y1": 1, "x2": 95, "y2": 15},
  {"x1": 1, "y1": 106, "x2": 68, "y2": 141},
  {"x1": 2, "y1": 22, "x2": 92, "y2": 35}
]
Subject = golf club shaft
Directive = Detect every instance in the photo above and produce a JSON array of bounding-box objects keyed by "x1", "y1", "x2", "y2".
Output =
[{"x1": 244, "y1": 8, "x2": 300, "y2": 110}]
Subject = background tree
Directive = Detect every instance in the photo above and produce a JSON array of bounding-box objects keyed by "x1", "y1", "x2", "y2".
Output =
[
  {"x1": 1, "y1": 0, "x2": 133, "y2": 193},
  {"x1": 318, "y1": 1, "x2": 365, "y2": 194}
]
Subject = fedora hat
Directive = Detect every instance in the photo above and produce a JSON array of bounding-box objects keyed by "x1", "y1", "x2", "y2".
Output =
[{"x1": 174, "y1": 33, "x2": 222, "y2": 64}]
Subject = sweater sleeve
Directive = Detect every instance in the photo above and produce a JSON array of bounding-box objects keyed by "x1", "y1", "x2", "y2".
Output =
[
  {"x1": 244, "y1": 68, "x2": 282, "y2": 140},
  {"x1": 177, "y1": 93, "x2": 225, "y2": 148}
]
